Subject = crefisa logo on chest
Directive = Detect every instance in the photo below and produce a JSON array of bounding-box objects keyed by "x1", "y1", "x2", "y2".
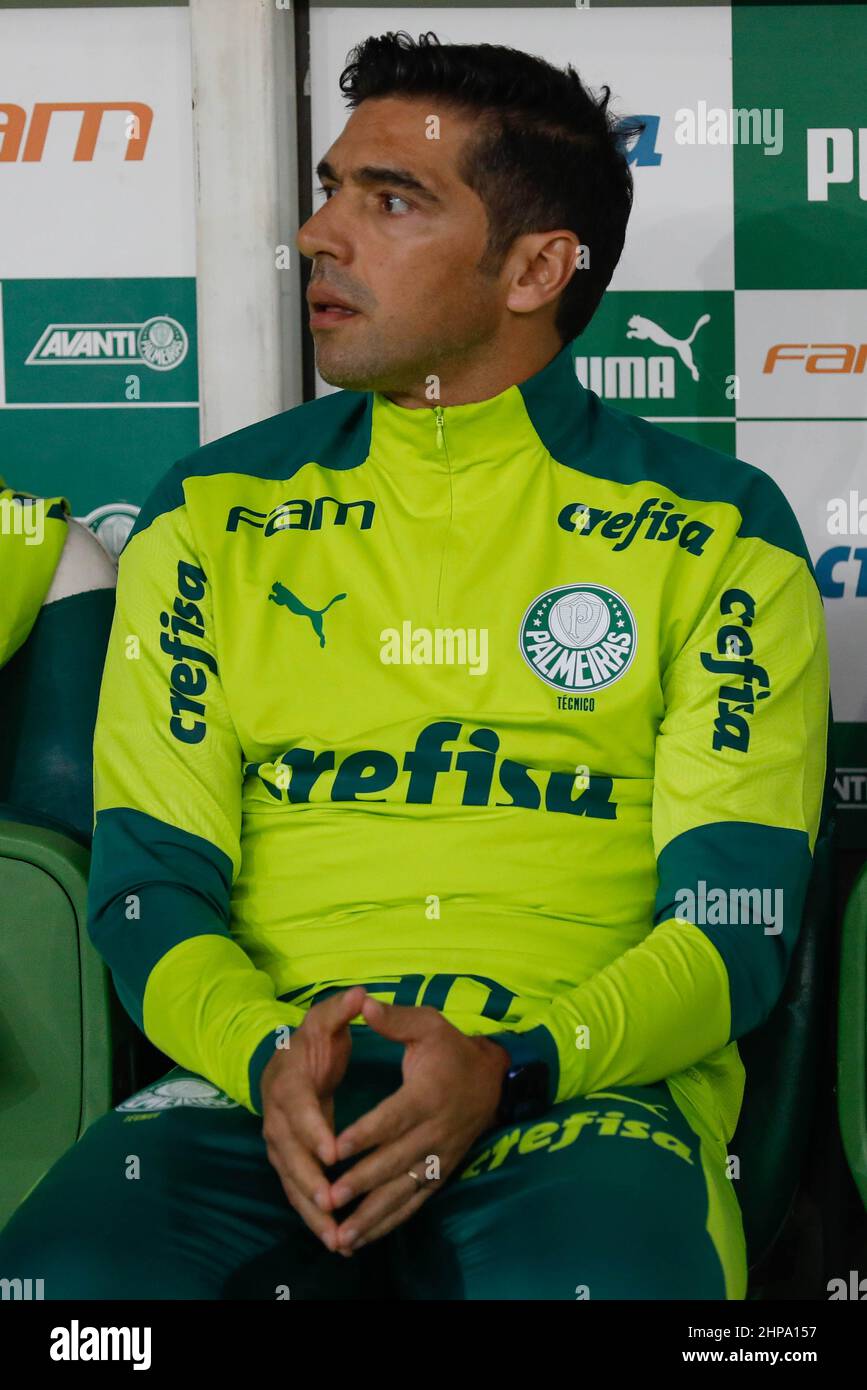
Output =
[{"x1": 520, "y1": 584, "x2": 637, "y2": 691}]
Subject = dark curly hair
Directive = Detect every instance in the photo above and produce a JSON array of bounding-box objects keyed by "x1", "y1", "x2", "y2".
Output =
[{"x1": 339, "y1": 31, "x2": 642, "y2": 343}]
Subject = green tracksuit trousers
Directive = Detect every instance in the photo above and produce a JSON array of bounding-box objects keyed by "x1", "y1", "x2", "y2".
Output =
[{"x1": 0, "y1": 1027, "x2": 746, "y2": 1300}]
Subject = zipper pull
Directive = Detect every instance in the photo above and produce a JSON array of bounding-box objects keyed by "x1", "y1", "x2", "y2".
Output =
[{"x1": 434, "y1": 405, "x2": 444, "y2": 450}]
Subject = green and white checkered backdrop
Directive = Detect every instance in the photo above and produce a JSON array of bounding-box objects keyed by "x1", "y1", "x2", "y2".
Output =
[{"x1": 0, "y1": 3, "x2": 864, "y2": 844}]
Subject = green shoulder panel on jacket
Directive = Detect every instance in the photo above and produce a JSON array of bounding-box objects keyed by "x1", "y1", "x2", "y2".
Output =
[{"x1": 126, "y1": 389, "x2": 373, "y2": 550}]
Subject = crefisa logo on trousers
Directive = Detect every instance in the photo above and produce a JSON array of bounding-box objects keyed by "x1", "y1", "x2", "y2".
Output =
[{"x1": 520, "y1": 585, "x2": 637, "y2": 692}]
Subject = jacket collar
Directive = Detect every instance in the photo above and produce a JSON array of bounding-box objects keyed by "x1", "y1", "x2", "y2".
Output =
[{"x1": 368, "y1": 342, "x2": 590, "y2": 472}]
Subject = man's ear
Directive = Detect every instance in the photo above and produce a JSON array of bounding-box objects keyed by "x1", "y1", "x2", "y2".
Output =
[{"x1": 505, "y1": 231, "x2": 582, "y2": 318}]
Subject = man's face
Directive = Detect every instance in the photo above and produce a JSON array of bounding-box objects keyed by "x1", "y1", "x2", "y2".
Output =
[{"x1": 297, "y1": 96, "x2": 505, "y2": 395}]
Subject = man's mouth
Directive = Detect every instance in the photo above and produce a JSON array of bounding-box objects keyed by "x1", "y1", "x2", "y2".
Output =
[
  {"x1": 307, "y1": 291, "x2": 361, "y2": 329},
  {"x1": 310, "y1": 305, "x2": 359, "y2": 326}
]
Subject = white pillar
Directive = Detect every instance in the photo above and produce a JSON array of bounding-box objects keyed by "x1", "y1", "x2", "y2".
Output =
[{"x1": 189, "y1": 0, "x2": 302, "y2": 443}]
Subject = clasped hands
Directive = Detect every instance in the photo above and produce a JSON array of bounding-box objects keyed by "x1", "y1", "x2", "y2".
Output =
[{"x1": 260, "y1": 986, "x2": 510, "y2": 1256}]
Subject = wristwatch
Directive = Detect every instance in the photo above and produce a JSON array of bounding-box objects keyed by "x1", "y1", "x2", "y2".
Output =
[
  {"x1": 485, "y1": 1027, "x2": 555, "y2": 1127},
  {"x1": 495, "y1": 1058, "x2": 551, "y2": 1126}
]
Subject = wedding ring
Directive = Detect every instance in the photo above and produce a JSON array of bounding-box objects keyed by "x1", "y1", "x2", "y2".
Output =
[{"x1": 408, "y1": 1169, "x2": 423, "y2": 1190}]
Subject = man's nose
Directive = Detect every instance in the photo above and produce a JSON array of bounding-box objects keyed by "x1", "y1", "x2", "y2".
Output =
[{"x1": 297, "y1": 198, "x2": 349, "y2": 263}]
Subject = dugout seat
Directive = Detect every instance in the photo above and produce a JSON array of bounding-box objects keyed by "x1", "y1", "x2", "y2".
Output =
[
  {"x1": 0, "y1": 586, "x2": 121, "y2": 1229},
  {"x1": 731, "y1": 796, "x2": 838, "y2": 1287},
  {"x1": 838, "y1": 861, "x2": 867, "y2": 1213}
]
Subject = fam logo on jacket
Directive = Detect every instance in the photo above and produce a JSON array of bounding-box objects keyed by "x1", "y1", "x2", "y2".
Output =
[{"x1": 520, "y1": 585, "x2": 636, "y2": 692}]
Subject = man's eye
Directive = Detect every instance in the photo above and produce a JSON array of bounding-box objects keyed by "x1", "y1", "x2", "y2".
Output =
[
  {"x1": 381, "y1": 192, "x2": 412, "y2": 215},
  {"x1": 315, "y1": 183, "x2": 335, "y2": 201}
]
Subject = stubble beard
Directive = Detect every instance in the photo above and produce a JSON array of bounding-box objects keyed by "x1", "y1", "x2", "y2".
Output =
[{"x1": 313, "y1": 309, "x2": 500, "y2": 398}]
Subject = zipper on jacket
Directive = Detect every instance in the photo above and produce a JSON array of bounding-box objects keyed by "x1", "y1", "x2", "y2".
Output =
[
  {"x1": 434, "y1": 405, "x2": 445, "y2": 450},
  {"x1": 432, "y1": 405, "x2": 453, "y2": 610}
]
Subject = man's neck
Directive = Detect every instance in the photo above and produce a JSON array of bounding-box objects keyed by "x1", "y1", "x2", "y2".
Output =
[{"x1": 383, "y1": 327, "x2": 564, "y2": 409}]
